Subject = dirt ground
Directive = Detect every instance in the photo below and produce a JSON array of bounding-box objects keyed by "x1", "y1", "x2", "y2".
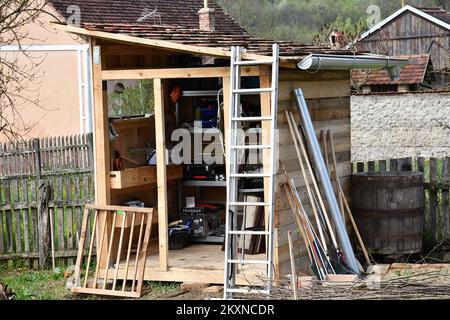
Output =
[{"x1": 3, "y1": 262, "x2": 450, "y2": 300}]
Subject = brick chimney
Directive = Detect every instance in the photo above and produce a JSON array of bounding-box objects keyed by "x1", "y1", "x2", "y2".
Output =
[{"x1": 198, "y1": 0, "x2": 215, "y2": 32}]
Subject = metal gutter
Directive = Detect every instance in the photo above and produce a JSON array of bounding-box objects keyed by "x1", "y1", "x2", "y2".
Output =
[{"x1": 298, "y1": 54, "x2": 408, "y2": 81}]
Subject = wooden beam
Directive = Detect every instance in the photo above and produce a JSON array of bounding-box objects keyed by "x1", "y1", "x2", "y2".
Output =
[
  {"x1": 259, "y1": 68, "x2": 272, "y2": 236},
  {"x1": 50, "y1": 22, "x2": 297, "y2": 68},
  {"x1": 154, "y1": 78, "x2": 168, "y2": 271},
  {"x1": 102, "y1": 66, "x2": 263, "y2": 80},
  {"x1": 85, "y1": 204, "x2": 154, "y2": 214},
  {"x1": 91, "y1": 42, "x2": 112, "y2": 270},
  {"x1": 92, "y1": 44, "x2": 111, "y2": 204},
  {"x1": 101, "y1": 45, "x2": 170, "y2": 56},
  {"x1": 222, "y1": 76, "x2": 231, "y2": 169}
]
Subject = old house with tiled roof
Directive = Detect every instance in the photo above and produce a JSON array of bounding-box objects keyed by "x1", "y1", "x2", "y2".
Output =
[
  {"x1": 351, "y1": 6, "x2": 450, "y2": 162},
  {"x1": 0, "y1": 0, "x2": 252, "y2": 140},
  {"x1": 358, "y1": 5, "x2": 450, "y2": 86},
  {"x1": 352, "y1": 54, "x2": 436, "y2": 93}
]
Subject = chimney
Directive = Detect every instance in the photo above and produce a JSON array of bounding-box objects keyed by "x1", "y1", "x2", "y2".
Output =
[{"x1": 199, "y1": 0, "x2": 215, "y2": 32}]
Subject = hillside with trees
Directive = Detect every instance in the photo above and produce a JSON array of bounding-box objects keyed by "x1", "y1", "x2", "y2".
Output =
[{"x1": 217, "y1": 0, "x2": 449, "y2": 43}]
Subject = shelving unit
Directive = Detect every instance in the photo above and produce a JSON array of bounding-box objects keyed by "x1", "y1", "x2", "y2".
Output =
[
  {"x1": 182, "y1": 90, "x2": 222, "y2": 97},
  {"x1": 176, "y1": 89, "x2": 226, "y2": 244},
  {"x1": 182, "y1": 180, "x2": 226, "y2": 187}
]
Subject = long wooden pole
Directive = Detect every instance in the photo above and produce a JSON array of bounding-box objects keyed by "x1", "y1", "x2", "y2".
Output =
[
  {"x1": 287, "y1": 111, "x2": 339, "y2": 250},
  {"x1": 327, "y1": 130, "x2": 345, "y2": 219},
  {"x1": 284, "y1": 184, "x2": 325, "y2": 279},
  {"x1": 285, "y1": 110, "x2": 327, "y2": 251},
  {"x1": 281, "y1": 164, "x2": 328, "y2": 279},
  {"x1": 287, "y1": 231, "x2": 298, "y2": 300},
  {"x1": 327, "y1": 132, "x2": 371, "y2": 266},
  {"x1": 338, "y1": 184, "x2": 371, "y2": 266},
  {"x1": 283, "y1": 184, "x2": 312, "y2": 262}
]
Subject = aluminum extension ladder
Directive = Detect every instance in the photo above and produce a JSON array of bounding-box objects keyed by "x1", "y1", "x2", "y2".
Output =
[{"x1": 223, "y1": 43, "x2": 280, "y2": 299}]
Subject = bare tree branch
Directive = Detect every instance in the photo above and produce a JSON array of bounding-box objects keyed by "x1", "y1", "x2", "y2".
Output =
[{"x1": 0, "y1": 0, "x2": 55, "y2": 142}]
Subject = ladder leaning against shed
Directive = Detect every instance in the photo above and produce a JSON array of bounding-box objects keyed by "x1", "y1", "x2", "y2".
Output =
[{"x1": 224, "y1": 43, "x2": 280, "y2": 299}]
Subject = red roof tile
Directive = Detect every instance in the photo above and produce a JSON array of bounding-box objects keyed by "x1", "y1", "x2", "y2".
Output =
[
  {"x1": 352, "y1": 54, "x2": 431, "y2": 86},
  {"x1": 49, "y1": 0, "x2": 248, "y2": 36},
  {"x1": 77, "y1": 23, "x2": 358, "y2": 58}
]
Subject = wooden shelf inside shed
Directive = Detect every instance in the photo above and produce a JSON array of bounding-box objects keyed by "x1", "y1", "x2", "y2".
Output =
[{"x1": 110, "y1": 165, "x2": 183, "y2": 189}]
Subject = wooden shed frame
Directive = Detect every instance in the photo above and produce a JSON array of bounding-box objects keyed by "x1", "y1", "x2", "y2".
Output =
[{"x1": 52, "y1": 23, "x2": 353, "y2": 285}]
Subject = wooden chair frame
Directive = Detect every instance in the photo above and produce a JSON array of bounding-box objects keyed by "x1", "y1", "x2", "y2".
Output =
[{"x1": 71, "y1": 204, "x2": 154, "y2": 298}]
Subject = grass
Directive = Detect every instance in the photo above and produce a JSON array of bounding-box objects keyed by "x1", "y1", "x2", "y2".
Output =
[
  {"x1": 145, "y1": 281, "x2": 181, "y2": 295},
  {"x1": 0, "y1": 260, "x2": 181, "y2": 300},
  {"x1": 0, "y1": 263, "x2": 68, "y2": 300}
]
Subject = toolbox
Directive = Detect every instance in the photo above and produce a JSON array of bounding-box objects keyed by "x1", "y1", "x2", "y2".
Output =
[
  {"x1": 169, "y1": 226, "x2": 190, "y2": 250},
  {"x1": 182, "y1": 214, "x2": 209, "y2": 239}
]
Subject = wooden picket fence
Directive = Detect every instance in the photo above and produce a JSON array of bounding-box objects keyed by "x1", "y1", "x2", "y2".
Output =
[
  {"x1": 0, "y1": 133, "x2": 95, "y2": 268},
  {"x1": 352, "y1": 157, "x2": 450, "y2": 245}
]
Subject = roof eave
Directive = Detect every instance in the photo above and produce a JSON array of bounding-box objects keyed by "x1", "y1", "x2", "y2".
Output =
[{"x1": 49, "y1": 22, "x2": 299, "y2": 68}]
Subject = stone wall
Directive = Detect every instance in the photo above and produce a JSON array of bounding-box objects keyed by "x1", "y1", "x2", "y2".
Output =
[{"x1": 351, "y1": 92, "x2": 450, "y2": 162}]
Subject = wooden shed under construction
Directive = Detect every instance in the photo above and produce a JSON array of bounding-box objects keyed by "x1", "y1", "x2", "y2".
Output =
[{"x1": 49, "y1": 1, "x2": 368, "y2": 296}]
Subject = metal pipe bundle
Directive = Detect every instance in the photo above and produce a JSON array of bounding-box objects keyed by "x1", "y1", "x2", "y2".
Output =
[{"x1": 293, "y1": 88, "x2": 361, "y2": 275}]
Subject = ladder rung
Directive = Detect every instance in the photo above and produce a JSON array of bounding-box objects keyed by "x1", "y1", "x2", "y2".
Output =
[
  {"x1": 231, "y1": 145, "x2": 271, "y2": 150},
  {"x1": 232, "y1": 116, "x2": 273, "y2": 122},
  {"x1": 229, "y1": 202, "x2": 269, "y2": 207},
  {"x1": 233, "y1": 88, "x2": 273, "y2": 95},
  {"x1": 226, "y1": 288, "x2": 270, "y2": 295},
  {"x1": 228, "y1": 259, "x2": 270, "y2": 265},
  {"x1": 229, "y1": 230, "x2": 270, "y2": 236},
  {"x1": 234, "y1": 60, "x2": 273, "y2": 66},
  {"x1": 230, "y1": 173, "x2": 271, "y2": 178}
]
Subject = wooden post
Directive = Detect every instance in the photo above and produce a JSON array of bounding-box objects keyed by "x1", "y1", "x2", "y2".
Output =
[
  {"x1": 154, "y1": 78, "x2": 168, "y2": 271},
  {"x1": 259, "y1": 67, "x2": 272, "y2": 236},
  {"x1": 443, "y1": 158, "x2": 450, "y2": 238},
  {"x1": 91, "y1": 42, "x2": 111, "y2": 270},
  {"x1": 92, "y1": 44, "x2": 110, "y2": 205},
  {"x1": 356, "y1": 162, "x2": 364, "y2": 173},
  {"x1": 379, "y1": 160, "x2": 387, "y2": 172},
  {"x1": 430, "y1": 158, "x2": 438, "y2": 243},
  {"x1": 37, "y1": 182, "x2": 51, "y2": 269},
  {"x1": 222, "y1": 76, "x2": 230, "y2": 167},
  {"x1": 87, "y1": 132, "x2": 94, "y2": 171},
  {"x1": 33, "y1": 139, "x2": 41, "y2": 180}
]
